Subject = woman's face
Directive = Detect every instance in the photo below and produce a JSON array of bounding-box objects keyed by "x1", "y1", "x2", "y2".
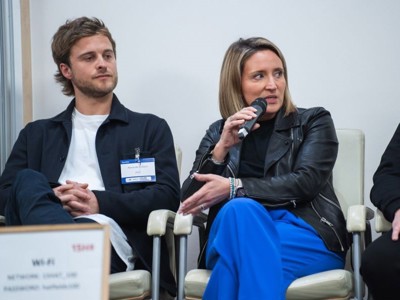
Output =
[{"x1": 241, "y1": 50, "x2": 286, "y2": 120}]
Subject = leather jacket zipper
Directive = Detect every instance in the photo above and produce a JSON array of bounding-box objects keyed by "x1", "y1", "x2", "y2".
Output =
[
  {"x1": 311, "y1": 201, "x2": 345, "y2": 251},
  {"x1": 319, "y1": 193, "x2": 342, "y2": 210},
  {"x1": 227, "y1": 164, "x2": 235, "y2": 178},
  {"x1": 289, "y1": 128, "x2": 294, "y2": 167},
  {"x1": 197, "y1": 150, "x2": 212, "y2": 171}
]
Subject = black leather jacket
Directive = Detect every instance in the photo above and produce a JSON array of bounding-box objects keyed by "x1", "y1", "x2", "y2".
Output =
[{"x1": 182, "y1": 107, "x2": 350, "y2": 267}]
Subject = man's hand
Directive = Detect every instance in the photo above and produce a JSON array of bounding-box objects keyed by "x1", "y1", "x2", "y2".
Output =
[
  {"x1": 53, "y1": 180, "x2": 99, "y2": 217},
  {"x1": 391, "y1": 209, "x2": 400, "y2": 241}
]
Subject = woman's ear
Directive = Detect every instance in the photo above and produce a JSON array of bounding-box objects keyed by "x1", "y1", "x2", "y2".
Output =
[{"x1": 60, "y1": 63, "x2": 72, "y2": 79}]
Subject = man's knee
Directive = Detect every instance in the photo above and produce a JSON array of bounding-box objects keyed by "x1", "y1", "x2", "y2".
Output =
[
  {"x1": 13, "y1": 169, "x2": 50, "y2": 195},
  {"x1": 12, "y1": 169, "x2": 51, "y2": 207},
  {"x1": 5, "y1": 170, "x2": 44, "y2": 225},
  {"x1": 14, "y1": 169, "x2": 45, "y2": 186},
  {"x1": 361, "y1": 232, "x2": 399, "y2": 277},
  {"x1": 360, "y1": 246, "x2": 376, "y2": 278}
]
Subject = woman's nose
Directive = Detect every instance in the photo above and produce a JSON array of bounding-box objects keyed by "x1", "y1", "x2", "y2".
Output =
[{"x1": 265, "y1": 77, "x2": 277, "y2": 90}]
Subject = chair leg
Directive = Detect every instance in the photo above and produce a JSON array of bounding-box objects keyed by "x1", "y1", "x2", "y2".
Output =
[
  {"x1": 353, "y1": 232, "x2": 363, "y2": 300},
  {"x1": 177, "y1": 235, "x2": 188, "y2": 300},
  {"x1": 152, "y1": 236, "x2": 161, "y2": 300}
]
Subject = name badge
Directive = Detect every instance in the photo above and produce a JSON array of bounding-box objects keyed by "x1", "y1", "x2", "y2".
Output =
[{"x1": 120, "y1": 158, "x2": 156, "y2": 184}]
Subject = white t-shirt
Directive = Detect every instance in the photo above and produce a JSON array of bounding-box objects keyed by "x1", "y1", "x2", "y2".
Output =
[
  {"x1": 58, "y1": 108, "x2": 135, "y2": 270},
  {"x1": 58, "y1": 108, "x2": 108, "y2": 190}
]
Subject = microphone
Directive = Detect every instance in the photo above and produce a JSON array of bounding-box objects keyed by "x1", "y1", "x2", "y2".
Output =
[{"x1": 238, "y1": 97, "x2": 267, "y2": 140}]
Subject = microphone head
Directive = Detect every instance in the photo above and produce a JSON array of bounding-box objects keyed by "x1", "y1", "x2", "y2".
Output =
[{"x1": 251, "y1": 97, "x2": 268, "y2": 115}]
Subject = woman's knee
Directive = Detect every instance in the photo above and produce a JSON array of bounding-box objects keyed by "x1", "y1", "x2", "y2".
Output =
[
  {"x1": 219, "y1": 197, "x2": 271, "y2": 224},
  {"x1": 223, "y1": 197, "x2": 263, "y2": 212}
]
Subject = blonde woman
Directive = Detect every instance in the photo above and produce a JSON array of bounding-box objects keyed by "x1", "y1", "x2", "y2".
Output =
[{"x1": 179, "y1": 37, "x2": 348, "y2": 300}]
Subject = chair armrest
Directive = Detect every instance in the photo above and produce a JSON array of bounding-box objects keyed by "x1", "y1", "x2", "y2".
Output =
[
  {"x1": 146, "y1": 209, "x2": 177, "y2": 300},
  {"x1": 346, "y1": 205, "x2": 373, "y2": 299},
  {"x1": 111, "y1": 209, "x2": 178, "y2": 300},
  {"x1": 173, "y1": 212, "x2": 207, "y2": 235},
  {"x1": 147, "y1": 209, "x2": 176, "y2": 236},
  {"x1": 0, "y1": 215, "x2": 5, "y2": 225},
  {"x1": 174, "y1": 213, "x2": 193, "y2": 235},
  {"x1": 346, "y1": 205, "x2": 373, "y2": 232},
  {"x1": 375, "y1": 209, "x2": 392, "y2": 233}
]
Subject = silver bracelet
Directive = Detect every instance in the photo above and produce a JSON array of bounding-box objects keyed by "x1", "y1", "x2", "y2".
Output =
[
  {"x1": 210, "y1": 151, "x2": 225, "y2": 165},
  {"x1": 229, "y1": 177, "x2": 235, "y2": 199}
]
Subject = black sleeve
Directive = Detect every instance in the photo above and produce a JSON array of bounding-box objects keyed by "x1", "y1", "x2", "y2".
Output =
[
  {"x1": 370, "y1": 123, "x2": 400, "y2": 222},
  {"x1": 181, "y1": 120, "x2": 228, "y2": 202}
]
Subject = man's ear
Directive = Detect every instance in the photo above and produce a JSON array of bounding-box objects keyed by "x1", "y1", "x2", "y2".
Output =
[{"x1": 60, "y1": 63, "x2": 72, "y2": 79}]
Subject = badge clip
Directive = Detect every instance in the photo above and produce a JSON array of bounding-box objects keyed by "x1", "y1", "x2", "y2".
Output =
[{"x1": 135, "y1": 147, "x2": 141, "y2": 164}]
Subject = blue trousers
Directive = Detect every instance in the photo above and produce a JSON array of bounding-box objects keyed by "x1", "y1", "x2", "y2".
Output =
[
  {"x1": 5, "y1": 169, "x2": 126, "y2": 273},
  {"x1": 204, "y1": 198, "x2": 345, "y2": 300}
]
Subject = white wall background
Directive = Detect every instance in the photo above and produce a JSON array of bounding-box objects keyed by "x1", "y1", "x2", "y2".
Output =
[{"x1": 29, "y1": 0, "x2": 400, "y2": 270}]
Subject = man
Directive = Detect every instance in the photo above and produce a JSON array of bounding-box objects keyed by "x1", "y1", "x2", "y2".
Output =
[
  {"x1": 0, "y1": 17, "x2": 180, "y2": 296},
  {"x1": 360, "y1": 124, "x2": 400, "y2": 300}
]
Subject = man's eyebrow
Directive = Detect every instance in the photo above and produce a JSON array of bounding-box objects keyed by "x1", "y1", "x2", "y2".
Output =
[
  {"x1": 77, "y1": 51, "x2": 95, "y2": 58},
  {"x1": 77, "y1": 49, "x2": 114, "y2": 58}
]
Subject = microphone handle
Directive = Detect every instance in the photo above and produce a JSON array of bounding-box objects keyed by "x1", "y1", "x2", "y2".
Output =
[{"x1": 238, "y1": 103, "x2": 265, "y2": 140}]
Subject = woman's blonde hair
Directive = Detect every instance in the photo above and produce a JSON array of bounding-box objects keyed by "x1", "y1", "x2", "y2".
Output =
[{"x1": 219, "y1": 37, "x2": 296, "y2": 119}]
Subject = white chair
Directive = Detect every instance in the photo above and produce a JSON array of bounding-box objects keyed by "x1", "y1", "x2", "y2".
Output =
[
  {"x1": 109, "y1": 209, "x2": 178, "y2": 300},
  {"x1": 174, "y1": 129, "x2": 373, "y2": 300},
  {"x1": 108, "y1": 145, "x2": 183, "y2": 300}
]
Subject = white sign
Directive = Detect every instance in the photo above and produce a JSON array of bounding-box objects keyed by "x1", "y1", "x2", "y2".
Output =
[{"x1": 0, "y1": 223, "x2": 110, "y2": 300}]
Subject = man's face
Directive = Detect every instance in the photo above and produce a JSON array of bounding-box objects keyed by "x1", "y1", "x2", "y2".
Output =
[{"x1": 60, "y1": 34, "x2": 118, "y2": 99}]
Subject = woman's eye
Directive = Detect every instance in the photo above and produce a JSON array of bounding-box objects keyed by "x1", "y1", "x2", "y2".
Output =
[
  {"x1": 274, "y1": 70, "x2": 283, "y2": 78},
  {"x1": 253, "y1": 73, "x2": 264, "y2": 80}
]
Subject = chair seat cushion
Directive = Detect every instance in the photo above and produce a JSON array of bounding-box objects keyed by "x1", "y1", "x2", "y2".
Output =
[
  {"x1": 184, "y1": 269, "x2": 211, "y2": 299},
  {"x1": 109, "y1": 270, "x2": 151, "y2": 300},
  {"x1": 286, "y1": 269, "x2": 353, "y2": 300},
  {"x1": 184, "y1": 269, "x2": 353, "y2": 300}
]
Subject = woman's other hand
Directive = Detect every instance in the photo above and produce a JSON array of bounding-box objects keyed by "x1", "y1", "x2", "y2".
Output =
[{"x1": 179, "y1": 173, "x2": 230, "y2": 215}]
